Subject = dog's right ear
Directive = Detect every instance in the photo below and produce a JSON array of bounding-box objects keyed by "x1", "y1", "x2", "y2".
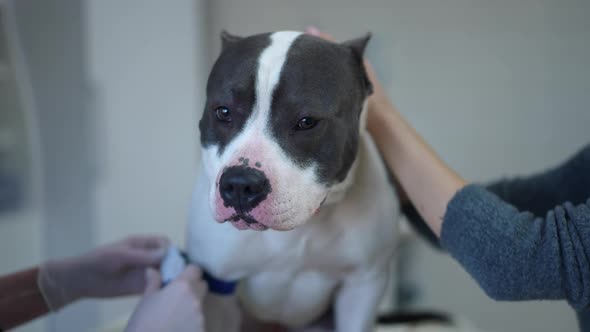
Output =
[{"x1": 221, "y1": 30, "x2": 244, "y2": 50}]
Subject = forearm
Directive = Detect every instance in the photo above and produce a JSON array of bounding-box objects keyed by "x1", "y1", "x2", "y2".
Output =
[
  {"x1": 0, "y1": 267, "x2": 50, "y2": 330},
  {"x1": 367, "y1": 96, "x2": 466, "y2": 237},
  {"x1": 401, "y1": 143, "x2": 590, "y2": 247},
  {"x1": 442, "y1": 185, "x2": 590, "y2": 309}
]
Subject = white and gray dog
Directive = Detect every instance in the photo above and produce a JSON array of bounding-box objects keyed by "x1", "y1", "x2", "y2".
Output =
[{"x1": 186, "y1": 30, "x2": 400, "y2": 332}]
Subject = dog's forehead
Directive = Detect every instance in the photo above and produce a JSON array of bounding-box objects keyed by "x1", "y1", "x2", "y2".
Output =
[
  {"x1": 272, "y1": 35, "x2": 361, "y2": 114},
  {"x1": 201, "y1": 31, "x2": 365, "y2": 186},
  {"x1": 206, "y1": 33, "x2": 270, "y2": 95},
  {"x1": 280, "y1": 35, "x2": 356, "y2": 85},
  {"x1": 207, "y1": 32, "x2": 353, "y2": 94}
]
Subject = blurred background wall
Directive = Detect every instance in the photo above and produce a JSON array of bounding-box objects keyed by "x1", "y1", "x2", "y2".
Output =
[
  {"x1": 1, "y1": 0, "x2": 204, "y2": 330},
  {"x1": 1, "y1": 0, "x2": 589, "y2": 331},
  {"x1": 1, "y1": 1, "x2": 48, "y2": 331}
]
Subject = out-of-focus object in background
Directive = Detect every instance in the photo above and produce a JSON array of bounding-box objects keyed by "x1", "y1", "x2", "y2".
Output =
[
  {"x1": 0, "y1": 128, "x2": 23, "y2": 213},
  {"x1": 0, "y1": 6, "x2": 26, "y2": 215}
]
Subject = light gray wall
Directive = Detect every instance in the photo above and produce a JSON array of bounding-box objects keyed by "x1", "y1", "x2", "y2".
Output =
[
  {"x1": 85, "y1": 0, "x2": 203, "y2": 328},
  {"x1": 6, "y1": 0, "x2": 205, "y2": 331},
  {"x1": 0, "y1": 3, "x2": 43, "y2": 331},
  {"x1": 12, "y1": 0, "x2": 98, "y2": 331},
  {"x1": 207, "y1": 0, "x2": 590, "y2": 331}
]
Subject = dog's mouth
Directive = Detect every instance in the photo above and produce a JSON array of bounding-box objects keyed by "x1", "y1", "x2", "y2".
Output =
[
  {"x1": 220, "y1": 194, "x2": 330, "y2": 231},
  {"x1": 224, "y1": 214, "x2": 269, "y2": 231}
]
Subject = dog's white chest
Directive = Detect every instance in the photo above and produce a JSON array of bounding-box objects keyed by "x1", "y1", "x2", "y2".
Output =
[{"x1": 239, "y1": 206, "x2": 395, "y2": 326}]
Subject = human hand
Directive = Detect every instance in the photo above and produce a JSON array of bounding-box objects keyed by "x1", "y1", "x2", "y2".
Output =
[
  {"x1": 38, "y1": 235, "x2": 169, "y2": 310},
  {"x1": 125, "y1": 265, "x2": 207, "y2": 332}
]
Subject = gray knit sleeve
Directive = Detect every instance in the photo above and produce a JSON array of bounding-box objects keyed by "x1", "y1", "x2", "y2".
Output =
[{"x1": 440, "y1": 185, "x2": 590, "y2": 310}]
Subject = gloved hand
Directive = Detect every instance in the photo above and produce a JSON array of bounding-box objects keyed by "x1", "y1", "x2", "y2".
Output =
[
  {"x1": 125, "y1": 265, "x2": 207, "y2": 332},
  {"x1": 38, "y1": 235, "x2": 169, "y2": 310}
]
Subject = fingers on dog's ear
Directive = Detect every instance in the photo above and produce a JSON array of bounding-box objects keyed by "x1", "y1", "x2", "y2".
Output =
[
  {"x1": 304, "y1": 26, "x2": 336, "y2": 42},
  {"x1": 221, "y1": 30, "x2": 244, "y2": 50}
]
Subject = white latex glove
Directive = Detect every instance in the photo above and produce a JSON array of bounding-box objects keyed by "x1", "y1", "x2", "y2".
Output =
[
  {"x1": 125, "y1": 265, "x2": 207, "y2": 332},
  {"x1": 38, "y1": 235, "x2": 169, "y2": 310}
]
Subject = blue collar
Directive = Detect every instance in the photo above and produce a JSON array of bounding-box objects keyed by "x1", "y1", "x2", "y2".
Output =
[{"x1": 203, "y1": 270, "x2": 238, "y2": 295}]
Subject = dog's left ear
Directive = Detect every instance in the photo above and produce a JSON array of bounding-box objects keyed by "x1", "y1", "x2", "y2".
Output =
[
  {"x1": 221, "y1": 30, "x2": 244, "y2": 51},
  {"x1": 342, "y1": 33, "x2": 373, "y2": 96}
]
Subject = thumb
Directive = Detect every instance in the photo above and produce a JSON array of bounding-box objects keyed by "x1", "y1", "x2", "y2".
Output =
[{"x1": 143, "y1": 268, "x2": 162, "y2": 295}]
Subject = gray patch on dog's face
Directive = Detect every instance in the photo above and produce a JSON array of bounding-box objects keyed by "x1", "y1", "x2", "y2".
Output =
[
  {"x1": 268, "y1": 34, "x2": 372, "y2": 184},
  {"x1": 199, "y1": 33, "x2": 271, "y2": 154}
]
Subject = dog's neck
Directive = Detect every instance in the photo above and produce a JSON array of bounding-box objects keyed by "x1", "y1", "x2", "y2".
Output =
[{"x1": 323, "y1": 99, "x2": 369, "y2": 206}]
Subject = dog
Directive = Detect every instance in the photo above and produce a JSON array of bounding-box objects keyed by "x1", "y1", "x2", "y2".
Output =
[{"x1": 186, "y1": 30, "x2": 400, "y2": 332}]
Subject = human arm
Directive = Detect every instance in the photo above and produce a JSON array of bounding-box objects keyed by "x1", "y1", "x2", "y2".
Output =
[
  {"x1": 402, "y1": 144, "x2": 590, "y2": 248},
  {"x1": 365, "y1": 50, "x2": 590, "y2": 308},
  {"x1": 368, "y1": 77, "x2": 590, "y2": 308},
  {"x1": 38, "y1": 235, "x2": 169, "y2": 310},
  {"x1": 0, "y1": 235, "x2": 168, "y2": 330},
  {"x1": 365, "y1": 49, "x2": 590, "y2": 308},
  {"x1": 307, "y1": 27, "x2": 590, "y2": 309},
  {"x1": 365, "y1": 65, "x2": 467, "y2": 237},
  {"x1": 0, "y1": 268, "x2": 48, "y2": 330},
  {"x1": 442, "y1": 186, "x2": 590, "y2": 309}
]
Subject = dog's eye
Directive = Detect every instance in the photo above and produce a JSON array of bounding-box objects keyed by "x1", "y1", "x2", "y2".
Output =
[
  {"x1": 296, "y1": 117, "x2": 318, "y2": 130},
  {"x1": 215, "y1": 107, "x2": 232, "y2": 122}
]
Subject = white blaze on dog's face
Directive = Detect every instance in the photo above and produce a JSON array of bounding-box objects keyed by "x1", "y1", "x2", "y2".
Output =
[{"x1": 199, "y1": 31, "x2": 372, "y2": 231}]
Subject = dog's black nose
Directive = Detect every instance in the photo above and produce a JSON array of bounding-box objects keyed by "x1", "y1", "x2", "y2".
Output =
[{"x1": 219, "y1": 165, "x2": 271, "y2": 212}]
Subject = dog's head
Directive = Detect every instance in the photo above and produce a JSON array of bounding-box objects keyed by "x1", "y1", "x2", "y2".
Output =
[{"x1": 199, "y1": 31, "x2": 372, "y2": 231}]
